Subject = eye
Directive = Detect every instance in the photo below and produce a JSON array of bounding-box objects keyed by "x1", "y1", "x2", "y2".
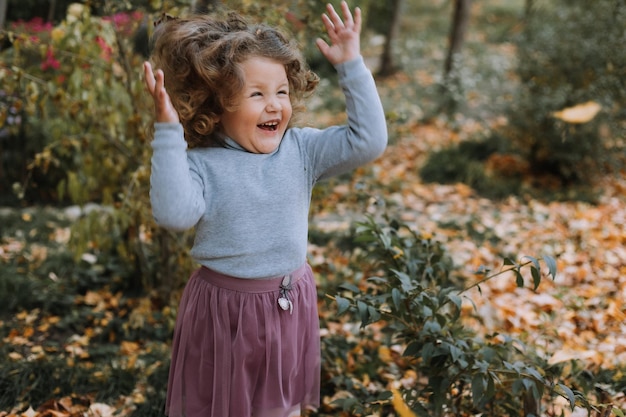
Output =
[
  {"x1": 250, "y1": 91, "x2": 262, "y2": 97},
  {"x1": 278, "y1": 89, "x2": 289, "y2": 96}
]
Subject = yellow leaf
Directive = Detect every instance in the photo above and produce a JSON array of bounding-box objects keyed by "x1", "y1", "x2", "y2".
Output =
[
  {"x1": 391, "y1": 388, "x2": 416, "y2": 417},
  {"x1": 120, "y1": 340, "x2": 140, "y2": 355},
  {"x1": 552, "y1": 101, "x2": 602, "y2": 124},
  {"x1": 378, "y1": 345, "x2": 393, "y2": 363}
]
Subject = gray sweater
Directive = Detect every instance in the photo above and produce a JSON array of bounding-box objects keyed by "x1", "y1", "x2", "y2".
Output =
[{"x1": 150, "y1": 56, "x2": 387, "y2": 278}]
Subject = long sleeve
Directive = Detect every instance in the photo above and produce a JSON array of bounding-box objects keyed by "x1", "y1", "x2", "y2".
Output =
[
  {"x1": 150, "y1": 123, "x2": 205, "y2": 231},
  {"x1": 300, "y1": 56, "x2": 388, "y2": 181}
]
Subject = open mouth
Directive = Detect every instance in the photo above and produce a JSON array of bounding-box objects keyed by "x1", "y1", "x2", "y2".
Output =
[{"x1": 258, "y1": 121, "x2": 279, "y2": 132}]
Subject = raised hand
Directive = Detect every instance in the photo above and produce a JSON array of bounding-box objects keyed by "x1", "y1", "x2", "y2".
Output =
[
  {"x1": 315, "y1": 1, "x2": 362, "y2": 66},
  {"x1": 143, "y1": 61, "x2": 179, "y2": 124}
]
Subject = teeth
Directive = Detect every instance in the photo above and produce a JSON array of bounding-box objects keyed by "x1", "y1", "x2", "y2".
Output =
[{"x1": 259, "y1": 121, "x2": 279, "y2": 130}]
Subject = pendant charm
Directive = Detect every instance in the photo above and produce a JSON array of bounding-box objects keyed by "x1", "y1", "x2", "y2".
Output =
[
  {"x1": 278, "y1": 274, "x2": 294, "y2": 314},
  {"x1": 278, "y1": 297, "x2": 293, "y2": 314}
]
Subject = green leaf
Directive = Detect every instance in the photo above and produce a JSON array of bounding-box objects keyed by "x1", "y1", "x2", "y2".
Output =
[
  {"x1": 447, "y1": 293, "x2": 462, "y2": 310},
  {"x1": 448, "y1": 344, "x2": 463, "y2": 363},
  {"x1": 339, "y1": 283, "x2": 360, "y2": 294},
  {"x1": 471, "y1": 374, "x2": 486, "y2": 405},
  {"x1": 335, "y1": 295, "x2": 351, "y2": 315},
  {"x1": 523, "y1": 255, "x2": 540, "y2": 270},
  {"x1": 543, "y1": 254, "x2": 558, "y2": 279},
  {"x1": 612, "y1": 407, "x2": 625, "y2": 417},
  {"x1": 421, "y1": 342, "x2": 434, "y2": 362},
  {"x1": 392, "y1": 269, "x2": 415, "y2": 291},
  {"x1": 557, "y1": 383, "x2": 576, "y2": 410},
  {"x1": 423, "y1": 320, "x2": 441, "y2": 334},
  {"x1": 525, "y1": 367, "x2": 544, "y2": 382},
  {"x1": 515, "y1": 270, "x2": 524, "y2": 288},
  {"x1": 391, "y1": 287, "x2": 402, "y2": 311},
  {"x1": 357, "y1": 300, "x2": 369, "y2": 327},
  {"x1": 531, "y1": 266, "x2": 541, "y2": 290},
  {"x1": 376, "y1": 390, "x2": 393, "y2": 400},
  {"x1": 403, "y1": 341, "x2": 421, "y2": 357},
  {"x1": 368, "y1": 305, "x2": 381, "y2": 322}
]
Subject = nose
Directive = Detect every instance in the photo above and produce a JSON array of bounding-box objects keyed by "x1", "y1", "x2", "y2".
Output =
[{"x1": 266, "y1": 96, "x2": 282, "y2": 112}]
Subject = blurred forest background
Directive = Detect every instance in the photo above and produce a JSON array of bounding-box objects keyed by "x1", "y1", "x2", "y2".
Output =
[{"x1": 1, "y1": 0, "x2": 625, "y2": 416}]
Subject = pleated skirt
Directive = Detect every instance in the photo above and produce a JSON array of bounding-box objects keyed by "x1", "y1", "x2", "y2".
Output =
[{"x1": 165, "y1": 263, "x2": 321, "y2": 417}]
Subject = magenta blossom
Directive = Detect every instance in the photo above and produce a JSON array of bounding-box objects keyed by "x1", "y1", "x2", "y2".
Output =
[
  {"x1": 103, "y1": 11, "x2": 144, "y2": 35},
  {"x1": 41, "y1": 46, "x2": 61, "y2": 71},
  {"x1": 95, "y1": 36, "x2": 114, "y2": 61},
  {"x1": 11, "y1": 17, "x2": 53, "y2": 34}
]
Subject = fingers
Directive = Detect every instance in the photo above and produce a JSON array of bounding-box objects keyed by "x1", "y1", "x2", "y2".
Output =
[
  {"x1": 144, "y1": 61, "x2": 167, "y2": 100},
  {"x1": 315, "y1": 38, "x2": 330, "y2": 55},
  {"x1": 351, "y1": 4, "x2": 362, "y2": 34},
  {"x1": 325, "y1": 2, "x2": 345, "y2": 30},
  {"x1": 323, "y1": 1, "x2": 360, "y2": 34},
  {"x1": 143, "y1": 61, "x2": 156, "y2": 93},
  {"x1": 338, "y1": 1, "x2": 354, "y2": 28}
]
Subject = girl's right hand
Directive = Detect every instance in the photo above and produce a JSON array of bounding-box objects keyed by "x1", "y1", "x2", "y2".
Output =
[
  {"x1": 143, "y1": 61, "x2": 179, "y2": 124},
  {"x1": 315, "y1": 1, "x2": 361, "y2": 66}
]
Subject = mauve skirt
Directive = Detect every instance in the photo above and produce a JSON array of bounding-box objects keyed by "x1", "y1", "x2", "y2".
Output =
[{"x1": 165, "y1": 263, "x2": 321, "y2": 417}]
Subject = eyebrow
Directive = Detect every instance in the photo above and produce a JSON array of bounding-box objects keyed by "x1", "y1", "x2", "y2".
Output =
[{"x1": 244, "y1": 81, "x2": 290, "y2": 90}]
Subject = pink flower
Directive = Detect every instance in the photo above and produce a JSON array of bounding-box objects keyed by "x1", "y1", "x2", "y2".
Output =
[
  {"x1": 41, "y1": 46, "x2": 60, "y2": 71},
  {"x1": 103, "y1": 11, "x2": 144, "y2": 35},
  {"x1": 95, "y1": 36, "x2": 113, "y2": 61},
  {"x1": 11, "y1": 17, "x2": 52, "y2": 34}
]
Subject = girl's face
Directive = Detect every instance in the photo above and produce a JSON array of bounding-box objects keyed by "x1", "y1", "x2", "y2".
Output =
[{"x1": 219, "y1": 56, "x2": 292, "y2": 154}]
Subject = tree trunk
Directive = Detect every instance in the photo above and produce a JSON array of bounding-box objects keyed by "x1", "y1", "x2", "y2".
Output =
[
  {"x1": 47, "y1": 0, "x2": 57, "y2": 23},
  {"x1": 378, "y1": 0, "x2": 404, "y2": 77},
  {"x1": 0, "y1": 0, "x2": 7, "y2": 30},
  {"x1": 444, "y1": 0, "x2": 471, "y2": 79},
  {"x1": 525, "y1": 0, "x2": 535, "y2": 19}
]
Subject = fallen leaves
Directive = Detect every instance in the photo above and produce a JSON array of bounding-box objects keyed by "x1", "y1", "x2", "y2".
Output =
[
  {"x1": 311, "y1": 112, "x2": 626, "y2": 375},
  {"x1": 0, "y1": 397, "x2": 115, "y2": 417},
  {"x1": 553, "y1": 100, "x2": 602, "y2": 124},
  {"x1": 391, "y1": 388, "x2": 417, "y2": 417}
]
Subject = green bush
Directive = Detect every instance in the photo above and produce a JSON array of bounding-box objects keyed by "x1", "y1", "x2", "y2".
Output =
[
  {"x1": 508, "y1": 0, "x2": 626, "y2": 184},
  {"x1": 324, "y1": 214, "x2": 623, "y2": 416},
  {"x1": 0, "y1": 3, "x2": 199, "y2": 297},
  {"x1": 419, "y1": 133, "x2": 523, "y2": 199}
]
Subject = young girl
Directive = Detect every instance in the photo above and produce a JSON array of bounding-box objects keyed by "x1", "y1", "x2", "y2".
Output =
[{"x1": 143, "y1": 2, "x2": 387, "y2": 416}]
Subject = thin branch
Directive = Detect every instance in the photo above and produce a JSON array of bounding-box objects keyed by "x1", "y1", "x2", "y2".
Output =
[{"x1": 458, "y1": 260, "x2": 534, "y2": 296}]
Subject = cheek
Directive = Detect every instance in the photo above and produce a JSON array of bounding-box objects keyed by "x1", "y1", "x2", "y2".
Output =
[{"x1": 284, "y1": 101, "x2": 293, "y2": 117}]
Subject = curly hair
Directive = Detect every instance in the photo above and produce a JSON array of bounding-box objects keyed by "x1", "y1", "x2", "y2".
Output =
[{"x1": 150, "y1": 12, "x2": 320, "y2": 148}]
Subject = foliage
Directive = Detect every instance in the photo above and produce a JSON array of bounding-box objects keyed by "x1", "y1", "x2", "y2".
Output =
[
  {"x1": 325, "y1": 214, "x2": 624, "y2": 416},
  {"x1": 0, "y1": 2, "x2": 200, "y2": 297},
  {"x1": 419, "y1": 133, "x2": 524, "y2": 200},
  {"x1": 419, "y1": 0, "x2": 625, "y2": 198},
  {"x1": 506, "y1": 0, "x2": 626, "y2": 184}
]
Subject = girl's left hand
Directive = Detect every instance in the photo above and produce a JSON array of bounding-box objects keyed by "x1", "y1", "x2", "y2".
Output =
[
  {"x1": 316, "y1": 1, "x2": 361, "y2": 66},
  {"x1": 143, "y1": 61, "x2": 179, "y2": 124}
]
